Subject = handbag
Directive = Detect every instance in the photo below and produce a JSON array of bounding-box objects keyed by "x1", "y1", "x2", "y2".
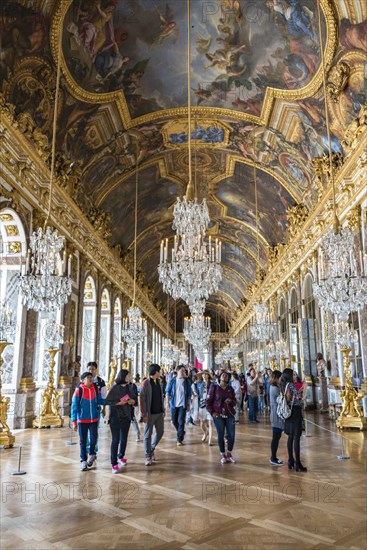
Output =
[{"x1": 276, "y1": 383, "x2": 294, "y2": 420}]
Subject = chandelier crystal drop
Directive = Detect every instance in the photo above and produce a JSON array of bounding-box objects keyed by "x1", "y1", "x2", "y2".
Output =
[
  {"x1": 0, "y1": 302, "x2": 17, "y2": 342},
  {"x1": 312, "y1": 226, "x2": 367, "y2": 321},
  {"x1": 19, "y1": 227, "x2": 72, "y2": 312},
  {"x1": 172, "y1": 196, "x2": 210, "y2": 237},
  {"x1": 122, "y1": 306, "x2": 145, "y2": 347},
  {"x1": 332, "y1": 319, "x2": 359, "y2": 349},
  {"x1": 250, "y1": 302, "x2": 276, "y2": 342}
]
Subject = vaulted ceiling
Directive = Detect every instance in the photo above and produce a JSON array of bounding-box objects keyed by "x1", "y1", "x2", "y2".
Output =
[{"x1": 1, "y1": 0, "x2": 366, "y2": 331}]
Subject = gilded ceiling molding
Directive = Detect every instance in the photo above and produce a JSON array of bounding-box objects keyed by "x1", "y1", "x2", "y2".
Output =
[
  {"x1": 231, "y1": 115, "x2": 367, "y2": 335},
  {"x1": 51, "y1": 0, "x2": 338, "y2": 130},
  {"x1": 0, "y1": 111, "x2": 171, "y2": 337}
]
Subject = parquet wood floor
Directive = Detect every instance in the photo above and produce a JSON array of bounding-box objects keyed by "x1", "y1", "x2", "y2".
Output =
[{"x1": 1, "y1": 412, "x2": 366, "y2": 550}]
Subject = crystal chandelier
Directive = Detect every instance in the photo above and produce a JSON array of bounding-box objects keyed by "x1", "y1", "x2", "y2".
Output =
[
  {"x1": 311, "y1": 6, "x2": 367, "y2": 328},
  {"x1": 0, "y1": 302, "x2": 16, "y2": 342},
  {"x1": 19, "y1": 228, "x2": 72, "y2": 312},
  {"x1": 221, "y1": 338, "x2": 239, "y2": 361},
  {"x1": 332, "y1": 319, "x2": 359, "y2": 349},
  {"x1": 144, "y1": 350, "x2": 153, "y2": 364},
  {"x1": 157, "y1": 0, "x2": 222, "y2": 306},
  {"x1": 313, "y1": 226, "x2": 367, "y2": 321},
  {"x1": 183, "y1": 313, "x2": 211, "y2": 349},
  {"x1": 158, "y1": 222, "x2": 222, "y2": 306},
  {"x1": 43, "y1": 319, "x2": 64, "y2": 349},
  {"x1": 214, "y1": 351, "x2": 223, "y2": 365},
  {"x1": 18, "y1": 26, "x2": 72, "y2": 312},
  {"x1": 125, "y1": 343, "x2": 136, "y2": 360},
  {"x1": 250, "y1": 302, "x2": 276, "y2": 342},
  {"x1": 161, "y1": 339, "x2": 175, "y2": 367},
  {"x1": 179, "y1": 351, "x2": 188, "y2": 365},
  {"x1": 122, "y1": 306, "x2": 145, "y2": 347}
]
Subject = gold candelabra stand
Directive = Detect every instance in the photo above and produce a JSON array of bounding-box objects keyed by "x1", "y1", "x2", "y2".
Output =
[
  {"x1": 336, "y1": 346, "x2": 367, "y2": 431},
  {"x1": 107, "y1": 357, "x2": 118, "y2": 391},
  {"x1": 33, "y1": 349, "x2": 64, "y2": 428},
  {"x1": 0, "y1": 341, "x2": 15, "y2": 448}
]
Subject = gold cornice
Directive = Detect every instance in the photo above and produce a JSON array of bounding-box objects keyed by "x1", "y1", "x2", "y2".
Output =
[
  {"x1": 51, "y1": 0, "x2": 337, "y2": 130},
  {"x1": 231, "y1": 119, "x2": 367, "y2": 335},
  {"x1": 0, "y1": 114, "x2": 172, "y2": 338}
]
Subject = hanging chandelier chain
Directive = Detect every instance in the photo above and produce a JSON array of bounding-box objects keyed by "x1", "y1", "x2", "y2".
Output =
[
  {"x1": 316, "y1": 0, "x2": 337, "y2": 225},
  {"x1": 45, "y1": 23, "x2": 63, "y2": 230},
  {"x1": 254, "y1": 163, "x2": 260, "y2": 266},
  {"x1": 133, "y1": 145, "x2": 139, "y2": 306},
  {"x1": 187, "y1": 0, "x2": 192, "y2": 188}
]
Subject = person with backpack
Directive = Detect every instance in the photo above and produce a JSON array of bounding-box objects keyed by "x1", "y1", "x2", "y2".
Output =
[
  {"x1": 166, "y1": 365, "x2": 192, "y2": 446},
  {"x1": 106, "y1": 369, "x2": 136, "y2": 474},
  {"x1": 206, "y1": 371, "x2": 237, "y2": 464},
  {"x1": 269, "y1": 370, "x2": 284, "y2": 466},
  {"x1": 87, "y1": 361, "x2": 106, "y2": 457},
  {"x1": 71, "y1": 372, "x2": 104, "y2": 471},
  {"x1": 280, "y1": 368, "x2": 308, "y2": 472}
]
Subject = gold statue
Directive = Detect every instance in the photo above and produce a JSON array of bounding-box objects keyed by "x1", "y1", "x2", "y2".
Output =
[
  {"x1": 336, "y1": 346, "x2": 367, "y2": 431},
  {"x1": 0, "y1": 342, "x2": 15, "y2": 447}
]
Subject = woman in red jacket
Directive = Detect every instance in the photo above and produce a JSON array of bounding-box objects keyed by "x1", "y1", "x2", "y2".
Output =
[{"x1": 206, "y1": 371, "x2": 237, "y2": 464}]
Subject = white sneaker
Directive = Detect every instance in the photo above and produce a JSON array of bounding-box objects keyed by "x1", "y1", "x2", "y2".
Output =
[
  {"x1": 87, "y1": 454, "x2": 96, "y2": 468},
  {"x1": 80, "y1": 461, "x2": 88, "y2": 471}
]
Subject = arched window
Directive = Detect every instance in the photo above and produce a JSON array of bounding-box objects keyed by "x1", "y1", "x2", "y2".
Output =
[
  {"x1": 0, "y1": 208, "x2": 27, "y2": 389},
  {"x1": 81, "y1": 275, "x2": 97, "y2": 368},
  {"x1": 279, "y1": 297, "x2": 287, "y2": 340},
  {"x1": 303, "y1": 274, "x2": 315, "y2": 320},
  {"x1": 113, "y1": 297, "x2": 122, "y2": 367},
  {"x1": 99, "y1": 288, "x2": 111, "y2": 380},
  {"x1": 289, "y1": 288, "x2": 300, "y2": 374}
]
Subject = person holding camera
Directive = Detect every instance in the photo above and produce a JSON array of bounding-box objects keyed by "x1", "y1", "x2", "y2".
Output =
[{"x1": 206, "y1": 371, "x2": 237, "y2": 464}]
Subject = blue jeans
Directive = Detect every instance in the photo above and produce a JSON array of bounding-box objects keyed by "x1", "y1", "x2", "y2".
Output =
[
  {"x1": 171, "y1": 406, "x2": 186, "y2": 442},
  {"x1": 110, "y1": 420, "x2": 131, "y2": 466},
  {"x1": 78, "y1": 422, "x2": 98, "y2": 461},
  {"x1": 248, "y1": 396, "x2": 258, "y2": 422},
  {"x1": 86, "y1": 411, "x2": 100, "y2": 455},
  {"x1": 213, "y1": 416, "x2": 235, "y2": 453}
]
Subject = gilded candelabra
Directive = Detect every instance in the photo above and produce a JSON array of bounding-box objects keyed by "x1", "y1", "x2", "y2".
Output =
[
  {"x1": 336, "y1": 346, "x2": 367, "y2": 431},
  {"x1": 0, "y1": 341, "x2": 15, "y2": 448},
  {"x1": 33, "y1": 349, "x2": 64, "y2": 428}
]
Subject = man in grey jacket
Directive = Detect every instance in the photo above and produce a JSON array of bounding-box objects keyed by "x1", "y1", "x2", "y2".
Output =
[{"x1": 140, "y1": 363, "x2": 165, "y2": 466}]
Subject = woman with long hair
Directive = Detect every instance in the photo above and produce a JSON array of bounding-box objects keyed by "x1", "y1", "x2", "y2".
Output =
[
  {"x1": 206, "y1": 371, "x2": 237, "y2": 463},
  {"x1": 106, "y1": 369, "x2": 135, "y2": 474},
  {"x1": 197, "y1": 371, "x2": 214, "y2": 444},
  {"x1": 280, "y1": 368, "x2": 307, "y2": 472},
  {"x1": 269, "y1": 370, "x2": 284, "y2": 465}
]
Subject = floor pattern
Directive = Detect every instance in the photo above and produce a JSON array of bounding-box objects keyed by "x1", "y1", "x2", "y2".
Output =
[{"x1": 1, "y1": 412, "x2": 366, "y2": 550}]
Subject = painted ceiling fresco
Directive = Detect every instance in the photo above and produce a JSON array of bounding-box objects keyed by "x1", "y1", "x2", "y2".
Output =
[
  {"x1": 1, "y1": 0, "x2": 366, "y2": 327},
  {"x1": 61, "y1": 0, "x2": 324, "y2": 119}
]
